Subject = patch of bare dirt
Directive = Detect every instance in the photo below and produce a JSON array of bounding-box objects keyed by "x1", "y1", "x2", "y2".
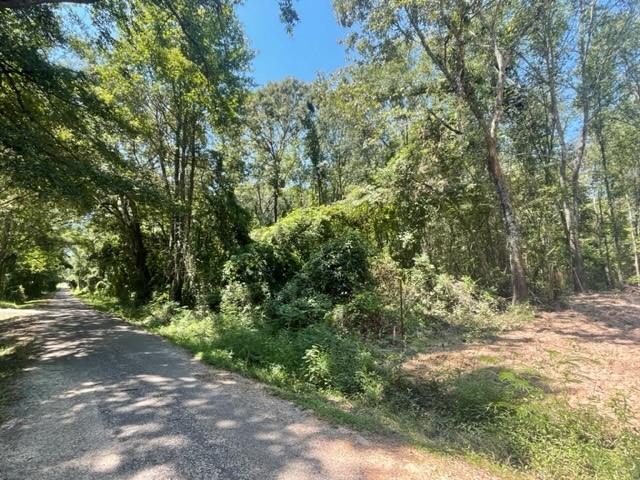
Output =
[{"x1": 403, "y1": 291, "x2": 640, "y2": 421}]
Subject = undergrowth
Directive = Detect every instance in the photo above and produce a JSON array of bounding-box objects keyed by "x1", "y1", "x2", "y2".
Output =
[{"x1": 79, "y1": 291, "x2": 640, "y2": 480}]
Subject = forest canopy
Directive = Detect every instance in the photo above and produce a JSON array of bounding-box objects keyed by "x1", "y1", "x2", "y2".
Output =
[
  {"x1": 2, "y1": 1, "x2": 640, "y2": 477},
  {"x1": 0, "y1": 0, "x2": 638, "y2": 307},
  {"x1": 1, "y1": 0, "x2": 639, "y2": 306}
]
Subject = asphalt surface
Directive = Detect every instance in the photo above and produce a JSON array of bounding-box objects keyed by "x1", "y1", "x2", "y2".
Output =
[{"x1": 0, "y1": 290, "x2": 496, "y2": 480}]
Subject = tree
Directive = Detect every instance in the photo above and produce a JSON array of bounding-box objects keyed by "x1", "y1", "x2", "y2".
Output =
[
  {"x1": 335, "y1": 0, "x2": 531, "y2": 301},
  {"x1": 302, "y1": 101, "x2": 326, "y2": 206},
  {"x1": 245, "y1": 78, "x2": 308, "y2": 223},
  {"x1": 91, "y1": 0, "x2": 250, "y2": 304},
  {"x1": 0, "y1": 7, "x2": 133, "y2": 206}
]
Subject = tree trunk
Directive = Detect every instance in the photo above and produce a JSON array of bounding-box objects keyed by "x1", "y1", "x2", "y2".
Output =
[
  {"x1": 169, "y1": 112, "x2": 186, "y2": 304},
  {"x1": 564, "y1": 191, "x2": 586, "y2": 291},
  {"x1": 542, "y1": 0, "x2": 591, "y2": 292},
  {"x1": 627, "y1": 195, "x2": 640, "y2": 285},
  {"x1": 127, "y1": 211, "x2": 152, "y2": 303},
  {"x1": 273, "y1": 187, "x2": 279, "y2": 222},
  {"x1": 120, "y1": 198, "x2": 152, "y2": 303},
  {"x1": 485, "y1": 134, "x2": 529, "y2": 302},
  {"x1": 597, "y1": 129, "x2": 625, "y2": 286},
  {"x1": 594, "y1": 191, "x2": 612, "y2": 288},
  {"x1": 405, "y1": 5, "x2": 528, "y2": 301}
]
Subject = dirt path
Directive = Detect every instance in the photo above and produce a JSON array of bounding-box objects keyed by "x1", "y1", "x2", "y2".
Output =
[
  {"x1": 404, "y1": 291, "x2": 640, "y2": 422},
  {"x1": 0, "y1": 290, "x2": 497, "y2": 480}
]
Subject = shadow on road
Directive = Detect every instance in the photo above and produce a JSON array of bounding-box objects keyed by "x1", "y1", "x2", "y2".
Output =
[{"x1": 0, "y1": 289, "x2": 449, "y2": 480}]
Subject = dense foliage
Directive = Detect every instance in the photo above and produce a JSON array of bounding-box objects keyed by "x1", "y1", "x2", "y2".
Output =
[{"x1": 2, "y1": 0, "x2": 640, "y2": 477}]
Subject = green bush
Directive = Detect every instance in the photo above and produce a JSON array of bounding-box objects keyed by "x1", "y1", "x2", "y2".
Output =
[
  {"x1": 162, "y1": 313, "x2": 382, "y2": 398},
  {"x1": 222, "y1": 242, "x2": 296, "y2": 303},
  {"x1": 219, "y1": 281, "x2": 264, "y2": 327},
  {"x1": 143, "y1": 293, "x2": 182, "y2": 328},
  {"x1": 252, "y1": 203, "x2": 356, "y2": 262},
  {"x1": 267, "y1": 292, "x2": 333, "y2": 329},
  {"x1": 301, "y1": 233, "x2": 369, "y2": 300},
  {"x1": 402, "y1": 255, "x2": 506, "y2": 336},
  {"x1": 330, "y1": 290, "x2": 388, "y2": 336},
  {"x1": 303, "y1": 345, "x2": 332, "y2": 388}
]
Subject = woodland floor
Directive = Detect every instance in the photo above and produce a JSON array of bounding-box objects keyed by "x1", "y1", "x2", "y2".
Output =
[{"x1": 404, "y1": 290, "x2": 640, "y2": 424}]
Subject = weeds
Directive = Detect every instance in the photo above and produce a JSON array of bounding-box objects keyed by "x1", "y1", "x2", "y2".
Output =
[{"x1": 79, "y1": 291, "x2": 640, "y2": 479}]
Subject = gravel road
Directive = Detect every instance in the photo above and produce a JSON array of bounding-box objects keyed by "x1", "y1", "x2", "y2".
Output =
[{"x1": 0, "y1": 290, "x2": 496, "y2": 480}]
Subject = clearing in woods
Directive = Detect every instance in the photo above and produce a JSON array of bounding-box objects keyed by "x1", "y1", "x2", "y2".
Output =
[{"x1": 404, "y1": 290, "x2": 640, "y2": 423}]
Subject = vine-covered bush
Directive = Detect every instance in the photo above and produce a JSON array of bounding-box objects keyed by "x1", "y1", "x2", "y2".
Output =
[{"x1": 300, "y1": 233, "x2": 369, "y2": 300}]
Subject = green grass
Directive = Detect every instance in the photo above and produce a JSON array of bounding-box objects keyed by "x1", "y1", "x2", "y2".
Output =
[
  {"x1": 0, "y1": 300, "x2": 42, "y2": 310},
  {"x1": 78, "y1": 292, "x2": 640, "y2": 480},
  {"x1": 0, "y1": 294, "x2": 55, "y2": 310}
]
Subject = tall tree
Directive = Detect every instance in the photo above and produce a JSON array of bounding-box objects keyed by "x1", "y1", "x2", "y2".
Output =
[
  {"x1": 92, "y1": 0, "x2": 250, "y2": 303},
  {"x1": 245, "y1": 78, "x2": 308, "y2": 223},
  {"x1": 336, "y1": 0, "x2": 532, "y2": 301},
  {"x1": 302, "y1": 101, "x2": 326, "y2": 205}
]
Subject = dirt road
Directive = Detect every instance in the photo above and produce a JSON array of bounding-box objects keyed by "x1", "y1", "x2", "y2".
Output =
[{"x1": 0, "y1": 290, "x2": 495, "y2": 480}]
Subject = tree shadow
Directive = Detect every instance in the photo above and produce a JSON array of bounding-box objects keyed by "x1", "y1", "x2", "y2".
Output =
[{"x1": 0, "y1": 290, "x2": 430, "y2": 480}]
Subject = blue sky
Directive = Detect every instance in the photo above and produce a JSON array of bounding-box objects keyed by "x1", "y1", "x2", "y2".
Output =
[{"x1": 237, "y1": 0, "x2": 348, "y2": 86}]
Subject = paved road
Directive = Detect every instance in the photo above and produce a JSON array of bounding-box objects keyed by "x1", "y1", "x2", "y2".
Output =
[{"x1": 0, "y1": 290, "x2": 495, "y2": 480}]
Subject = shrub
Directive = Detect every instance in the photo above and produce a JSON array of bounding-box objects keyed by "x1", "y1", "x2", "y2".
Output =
[
  {"x1": 261, "y1": 233, "x2": 370, "y2": 330},
  {"x1": 252, "y1": 203, "x2": 355, "y2": 262},
  {"x1": 330, "y1": 290, "x2": 388, "y2": 336},
  {"x1": 301, "y1": 233, "x2": 369, "y2": 300},
  {"x1": 5, "y1": 285, "x2": 26, "y2": 304},
  {"x1": 267, "y1": 293, "x2": 333, "y2": 329},
  {"x1": 143, "y1": 293, "x2": 182, "y2": 328},
  {"x1": 303, "y1": 345, "x2": 332, "y2": 388},
  {"x1": 219, "y1": 281, "x2": 264, "y2": 327},
  {"x1": 403, "y1": 255, "x2": 505, "y2": 336},
  {"x1": 222, "y1": 242, "x2": 296, "y2": 302},
  {"x1": 293, "y1": 325, "x2": 379, "y2": 395}
]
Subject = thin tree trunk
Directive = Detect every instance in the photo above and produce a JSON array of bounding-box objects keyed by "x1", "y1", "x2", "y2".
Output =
[
  {"x1": 543, "y1": 4, "x2": 586, "y2": 292},
  {"x1": 593, "y1": 193, "x2": 612, "y2": 288},
  {"x1": 596, "y1": 190, "x2": 613, "y2": 288},
  {"x1": 170, "y1": 112, "x2": 185, "y2": 304},
  {"x1": 272, "y1": 154, "x2": 280, "y2": 223},
  {"x1": 597, "y1": 128, "x2": 625, "y2": 286},
  {"x1": 627, "y1": 194, "x2": 640, "y2": 285},
  {"x1": 486, "y1": 134, "x2": 529, "y2": 302},
  {"x1": 273, "y1": 187, "x2": 279, "y2": 223}
]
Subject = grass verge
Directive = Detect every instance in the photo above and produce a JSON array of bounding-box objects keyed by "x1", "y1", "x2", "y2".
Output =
[{"x1": 78, "y1": 292, "x2": 640, "y2": 480}]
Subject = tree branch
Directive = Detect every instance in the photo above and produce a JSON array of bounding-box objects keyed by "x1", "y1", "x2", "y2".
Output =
[{"x1": 0, "y1": 0, "x2": 97, "y2": 8}]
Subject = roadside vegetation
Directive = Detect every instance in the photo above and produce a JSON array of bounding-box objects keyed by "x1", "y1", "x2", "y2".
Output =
[
  {"x1": 77, "y1": 199, "x2": 640, "y2": 480},
  {"x1": 2, "y1": 0, "x2": 640, "y2": 478},
  {"x1": 81, "y1": 283, "x2": 640, "y2": 479}
]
